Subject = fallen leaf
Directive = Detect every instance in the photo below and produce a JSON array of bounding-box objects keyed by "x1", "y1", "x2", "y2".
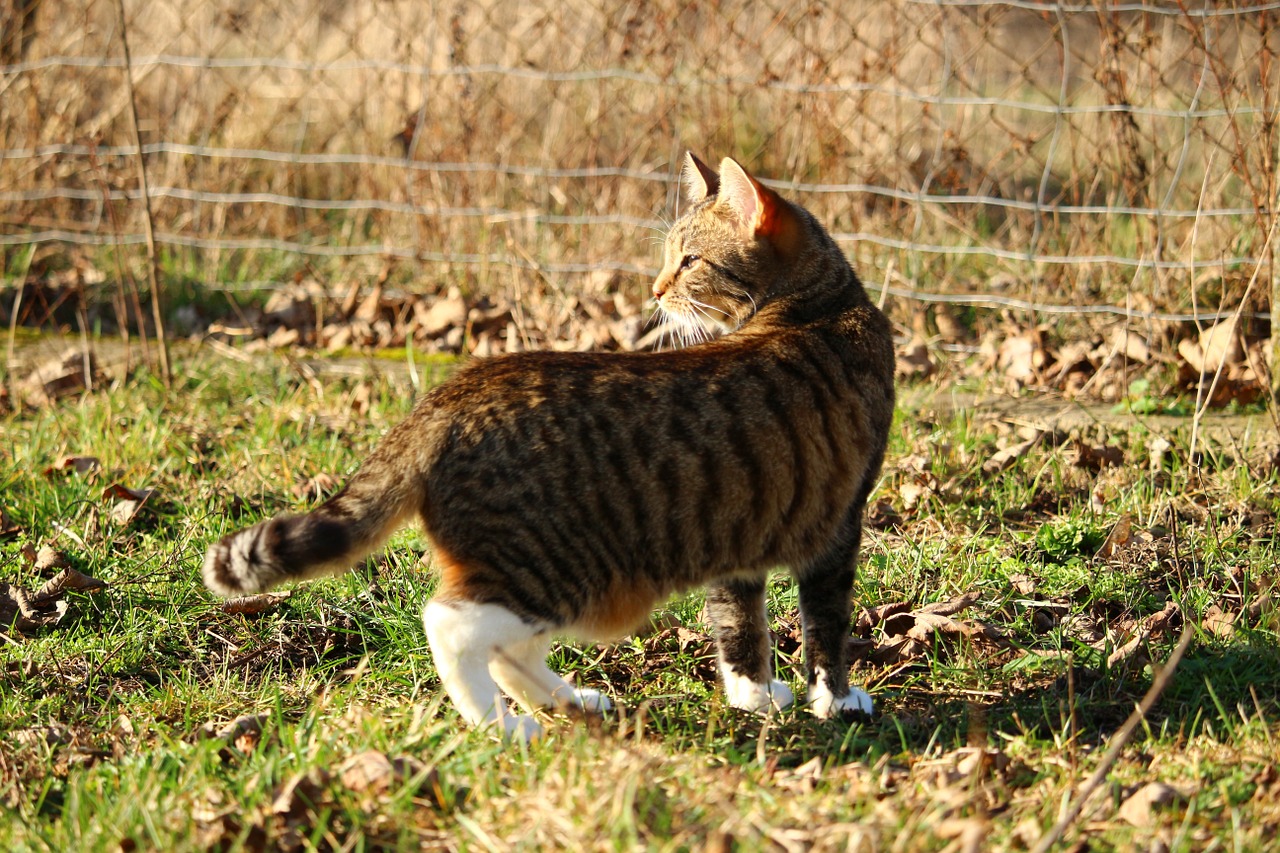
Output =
[
  {"x1": 271, "y1": 768, "x2": 331, "y2": 819},
  {"x1": 19, "y1": 348, "x2": 98, "y2": 406},
  {"x1": 30, "y1": 544, "x2": 71, "y2": 572},
  {"x1": 1110, "y1": 327, "x2": 1151, "y2": 363},
  {"x1": 898, "y1": 477, "x2": 936, "y2": 512},
  {"x1": 220, "y1": 591, "x2": 292, "y2": 615},
  {"x1": 855, "y1": 601, "x2": 908, "y2": 630},
  {"x1": 1009, "y1": 573, "x2": 1037, "y2": 595},
  {"x1": 1202, "y1": 604, "x2": 1236, "y2": 638},
  {"x1": 1118, "y1": 781, "x2": 1186, "y2": 827},
  {"x1": 866, "y1": 499, "x2": 904, "y2": 531},
  {"x1": 997, "y1": 327, "x2": 1049, "y2": 388},
  {"x1": 918, "y1": 590, "x2": 982, "y2": 617},
  {"x1": 895, "y1": 337, "x2": 935, "y2": 379},
  {"x1": 292, "y1": 473, "x2": 340, "y2": 501},
  {"x1": 414, "y1": 287, "x2": 468, "y2": 339},
  {"x1": 337, "y1": 750, "x2": 440, "y2": 802},
  {"x1": 43, "y1": 456, "x2": 102, "y2": 477},
  {"x1": 1096, "y1": 515, "x2": 1133, "y2": 559},
  {"x1": 200, "y1": 713, "x2": 273, "y2": 756},
  {"x1": 1178, "y1": 317, "x2": 1242, "y2": 374},
  {"x1": 983, "y1": 435, "x2": 1040, "y2": 474},
  {"x1": 30, "y1": 566, "x2": 107, "y2": 605},
  {"x1": 1107, "y1": 601, "x2": 1179, "y2": 669},
  {"x1": 102, "y1": 483, "x2": 156, "y2": 525},
  {"x1": 1072, "y1": 440, "x2": 1123, "y2": 471},
  {"x1": 868, "y1": 635, "x2": 932, "y2": 664}
]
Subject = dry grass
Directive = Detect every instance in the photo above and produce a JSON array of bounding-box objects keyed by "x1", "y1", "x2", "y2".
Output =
[{"x1": 2, "y1": 1, "x2": 1278, "y2": 330}]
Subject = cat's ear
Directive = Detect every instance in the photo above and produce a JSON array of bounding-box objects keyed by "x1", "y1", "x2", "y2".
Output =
[
  {"x1": 682, "y1": 152, "x2": 719, "y2": 203},
  {"x1": 716, "y1": 158, "x2": 800, "y2": 251}
]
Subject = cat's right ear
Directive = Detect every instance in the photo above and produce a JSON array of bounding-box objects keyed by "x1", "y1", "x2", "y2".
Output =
[{"x1": 682, "y1": 153, "x2": 719, "y2": 204}]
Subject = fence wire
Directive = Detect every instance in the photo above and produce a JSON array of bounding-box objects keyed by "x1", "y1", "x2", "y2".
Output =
[{"x1": 2, "y1": 0, "x2": 1278, "y2": 328}]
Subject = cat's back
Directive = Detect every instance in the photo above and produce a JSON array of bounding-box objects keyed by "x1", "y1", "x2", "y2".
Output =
[{"x1": 417, "y1": 298, "x2": 892, "y2": 590}]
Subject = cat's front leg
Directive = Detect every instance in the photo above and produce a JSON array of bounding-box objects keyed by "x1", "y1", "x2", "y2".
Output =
[
  {"x1": 796, "y1": 531, "x2": 874, "y2": 719},
  {"x1": 707, "y1": 576, "x2": 794, "y2": 713}
]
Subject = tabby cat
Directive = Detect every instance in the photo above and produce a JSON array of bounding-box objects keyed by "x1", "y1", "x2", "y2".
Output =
[{"x1": 203, "y1": 154, "x2": 896, "y2": 739}]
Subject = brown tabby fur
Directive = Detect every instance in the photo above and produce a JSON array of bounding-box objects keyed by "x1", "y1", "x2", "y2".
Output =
[{"x1": 204, "y1": 154, "x2": 895, "y2": 731}]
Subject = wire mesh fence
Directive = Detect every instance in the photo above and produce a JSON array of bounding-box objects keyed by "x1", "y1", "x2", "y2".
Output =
[{"x1": 2, "y1": 0, "x2": 1278, "y2": 338}]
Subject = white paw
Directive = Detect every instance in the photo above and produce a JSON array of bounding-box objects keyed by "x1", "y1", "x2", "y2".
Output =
[
  {"x1": 569, "y1": 687, "x2": 613, "y2": 713},
  {"x1": 808, "y1": 684, "x2": 873, "y2": 719},
  {"x1": 724, "y1": 671, "x2": 795, "y2": 714},
  {"x1": 497, "y1": 714, "x2": 543, "y2": 742}
]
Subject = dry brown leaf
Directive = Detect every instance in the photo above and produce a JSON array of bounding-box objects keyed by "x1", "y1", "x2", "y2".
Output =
[
  {"x1": 1178, "y1": 316, "x2": 1243, "y2": 374},
  {"x1": 263, "y1": 282, "x2": 321, "y2": 330},
  {"x1": 868, "y1": 636, "x2": 931, "y2": 665},
  {"x1": 101, "y1": 483, "x2": 155, "y2": 525},
  {"x1": 272, "y1": 768, "x2": 331, "y2": 819},
  {"x1": 1107, "y1": 601, "x2": 1179, "y2": 669},
  {"x1": 30, "y1": 567, "x2": 107, "y2": 605},
  {"x1": 919, "y1": 590, "x2": 981, "y2": 617},
  {"x1": 905, "y1": 612, "x2": 1004, "y2": 644},
  {"x1": 292, "y1": 473, "x2": 340, "y2": 501},
  {"x1": 19, "y1": 348, "x2": 98, "y2": 406},
  {"x1": 337, "y1": 750, "x2": 439, "y2": 802},
  {"x1": 1118, "y1": 782, "x2": 1185, "y2": 827},
  {"x1": 266, "y1": 326, "x2": 301, "y2": 348},
  {"x1": 1202, "y1": 604, "x2": 1237, "y2": 638},
  {"x1": 1097, "y1": 515, "x2": 1133, "y2": 559},
  {"x1": 983, "y1": 435, "x2": 1040, "y2": 474},
  {"x1": 200, "y1": 713, "x2": 274, "y2": 757},
  {"x1": 43, "y1": 455, "x2": 102, "y2": 477},
  {"x1": 220, "y1": 591, "x2": 292, "y2": 615},
  {"x1": 1072, "y1": 440, "x2": 1123, "y2": 471},
  {"x1": 414, "y1": 287, "x2": 468, "y2": 339},
  {"x1": 1009, "y1": 573, "x2": 1037, "y2": 595},
  {"x1": 31, "y1": 544, "x2": 71, "y2": 572},
  {"x1": 934, "y1": 817, "x2": 988, "y2": 853},
  {"x1": 997, "y1": 327, "x2": 1049, "y2": 388},
  {"x1": 1, "y1": 582, "x2": 69, "y2": 632},
  {"x1": 898, "y1": 477, "x2": 936, "y2": 512},
  {"x1": 895, "y1": 337, "x2": 935, "y2": 379},
  {"x1": 1109, "y1": 327, "x2": 1151, "y2": 363},
  {"x1": 866, "y1": 499, "x2": 904, "y2": 531},
  {"x1": 1246, "y1": 593, "x2": 1274, "y2": 622},
  {"x1": 857, "y1": 601, "x2": 911, "y2": 635}
]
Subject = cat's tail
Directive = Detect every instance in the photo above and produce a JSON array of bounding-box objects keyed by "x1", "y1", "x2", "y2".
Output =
[{"x1": 202, "y1": 459, "x2": 423, "y2": 598}]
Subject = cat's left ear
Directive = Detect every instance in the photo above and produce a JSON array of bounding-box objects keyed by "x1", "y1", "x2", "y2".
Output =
[
  {"x1": 682, "y1": 153, "x2": 719, "y2": 203},
  {"x1": 716, "y1": 158, "x2": 800, "y2": 252}
]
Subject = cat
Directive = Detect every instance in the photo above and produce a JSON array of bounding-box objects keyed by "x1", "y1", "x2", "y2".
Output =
[{"x1": 203, "y1": 154, "x2": 896, "y2": 740}]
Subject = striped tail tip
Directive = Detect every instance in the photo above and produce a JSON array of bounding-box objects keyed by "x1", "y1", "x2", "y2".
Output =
[{"x1": 202, "y1": 520, "x2": 288, "y2": 597}]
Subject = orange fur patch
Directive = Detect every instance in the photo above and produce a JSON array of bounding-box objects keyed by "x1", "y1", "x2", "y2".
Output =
[
  {"x1": 574, "y1": 578, "x2": 662, "y2": 641},
  {"x1": 430, "y1": 545, "x2": 474, "y2": 601}
]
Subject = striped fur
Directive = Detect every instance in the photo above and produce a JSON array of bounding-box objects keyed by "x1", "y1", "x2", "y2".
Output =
[{"x1": 203, "y1": 154, "x2": 895, "y2": 733}]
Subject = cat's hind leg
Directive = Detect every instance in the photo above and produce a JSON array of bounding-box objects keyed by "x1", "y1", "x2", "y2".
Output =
[
  {"x1": 421, "y1": 598, "x2": 544, "y2": 740},
  {"x1": 707, "y1": 576, "x2": 794, "y2": 713},
  {"x1": 489, "y1": 636, "x2": 613, "y2": 715}
]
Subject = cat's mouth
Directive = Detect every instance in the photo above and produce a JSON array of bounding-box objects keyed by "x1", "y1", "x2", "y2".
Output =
[{"x1": 650, "y1": 295, "x2": 737, "y2": 348}]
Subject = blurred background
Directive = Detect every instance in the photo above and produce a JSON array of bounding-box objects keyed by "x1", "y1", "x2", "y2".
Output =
[{"x1": 2, "y1": 0, "x2": 1277, "y2": 398}]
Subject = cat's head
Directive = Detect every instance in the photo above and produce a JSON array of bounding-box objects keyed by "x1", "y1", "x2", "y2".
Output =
[{"x1": 651, "y1": 153, "x2": 812, "y2": 343}]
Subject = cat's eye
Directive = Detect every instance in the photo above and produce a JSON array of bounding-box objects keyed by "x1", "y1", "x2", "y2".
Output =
[{"x1": 678, "y1": 254, "x2": 700, "y2": 271}]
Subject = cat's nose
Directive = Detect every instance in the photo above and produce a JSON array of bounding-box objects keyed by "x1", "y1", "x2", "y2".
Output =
[{"x1": 652, "y1": 278, "x2": 669, "y2": 300}]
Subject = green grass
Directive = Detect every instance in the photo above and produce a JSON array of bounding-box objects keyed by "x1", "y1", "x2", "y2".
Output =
[{"x1": 2, "y1": 347, "x2": 1280, "y2": 851}]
